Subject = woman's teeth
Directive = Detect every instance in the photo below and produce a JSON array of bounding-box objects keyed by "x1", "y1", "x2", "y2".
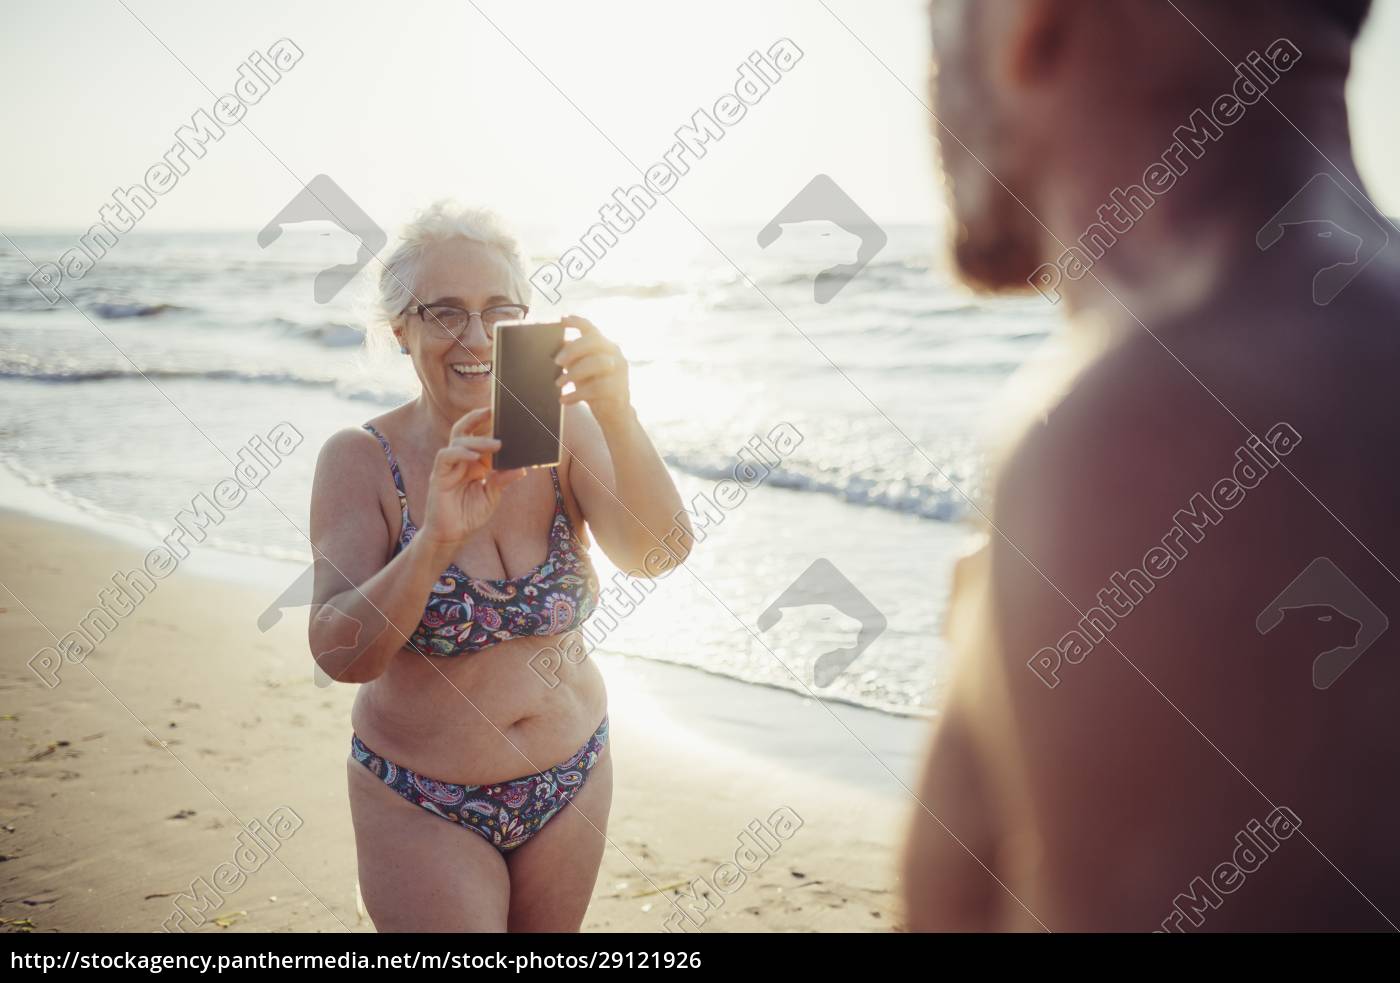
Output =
[{"x1": 450, "y1": 362, "x2": 491, "y2": 377}]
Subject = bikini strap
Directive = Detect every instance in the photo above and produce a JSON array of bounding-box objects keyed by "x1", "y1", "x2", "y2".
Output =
[
  {"x1": 550, "y1": 463, "x2": 589, "y2": 550},
  {"x1": 362, "y1": 424, "x2": 413, "y2": 535}
]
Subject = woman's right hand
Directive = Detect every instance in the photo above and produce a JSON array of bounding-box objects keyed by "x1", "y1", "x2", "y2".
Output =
[{"x1": 418, "y1": 408, "x2": 526, "y2": 550}]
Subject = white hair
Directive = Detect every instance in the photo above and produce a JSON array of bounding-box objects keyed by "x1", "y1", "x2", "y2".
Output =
[
  {"x1": 359, "y1": 200, "x2": 532, "y2": 384},
  {"x1": 376, "y1": 200, "x2": 531, "y2": 320}
]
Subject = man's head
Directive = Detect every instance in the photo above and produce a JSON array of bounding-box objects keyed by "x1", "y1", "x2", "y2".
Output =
[{"x1": 927, "y1": 0, "x2": 1372, "y2": 294}]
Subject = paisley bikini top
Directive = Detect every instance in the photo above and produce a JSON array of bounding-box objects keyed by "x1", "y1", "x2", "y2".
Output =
[{"x1": 363, "y1": 424, "x2": 599, "y2": 657}]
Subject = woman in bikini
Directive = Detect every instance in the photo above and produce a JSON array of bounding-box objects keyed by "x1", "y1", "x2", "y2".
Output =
[{"x1": 307, "y1": 202, "x2": 691, "y2": 932}]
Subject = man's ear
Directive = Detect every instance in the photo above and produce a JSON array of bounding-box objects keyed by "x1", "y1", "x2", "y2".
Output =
[{"x1": 1001, "y1": 0, "x2": 1072, "y2": 87}]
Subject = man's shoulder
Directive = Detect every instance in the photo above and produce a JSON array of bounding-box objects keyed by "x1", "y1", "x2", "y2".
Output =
[
  {"x1": 991, "y1": 330, "x2": 1244, "y2": 542},
  {"x1": 997, "y1": 280, "x2": 1400, "y2": 528}
]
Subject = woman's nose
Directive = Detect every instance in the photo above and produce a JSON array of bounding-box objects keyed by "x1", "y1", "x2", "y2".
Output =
[{"x1": 463, "y1": 311, "x2": 491, "y2": 346}]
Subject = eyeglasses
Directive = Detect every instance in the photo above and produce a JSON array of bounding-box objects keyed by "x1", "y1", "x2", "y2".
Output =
[{"x1": 403, "y1": 303, "x2": 529, "y2": 340}]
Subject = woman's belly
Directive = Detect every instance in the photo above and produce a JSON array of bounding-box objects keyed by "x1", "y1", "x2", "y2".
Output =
[{"x1": 349, "y1": 627, "x2": 608, "y2": 785}]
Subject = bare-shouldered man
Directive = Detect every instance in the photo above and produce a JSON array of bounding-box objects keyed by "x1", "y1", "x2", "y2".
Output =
[{"x1": 903, "y1": 0, "x2": 1399, "y2": 931}]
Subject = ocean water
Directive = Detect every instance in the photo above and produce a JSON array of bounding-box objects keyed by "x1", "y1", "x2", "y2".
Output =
[{"x1": 0, "y1": 224, "x2": 1057, "y2": 715}]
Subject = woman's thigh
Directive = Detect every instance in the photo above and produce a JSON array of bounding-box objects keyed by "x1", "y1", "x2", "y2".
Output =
[
  {"x1": 505, "y1": 747, "x2": 614, "y2": 932},
  {"x1": 347, "y1": 756, "x2": 510, "y2": 933}
]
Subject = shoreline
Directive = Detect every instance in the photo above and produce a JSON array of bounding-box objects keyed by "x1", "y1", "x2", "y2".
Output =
[
  {"x1": 0, "y1": 451, "x2": 947, "y2": 721},
  {"x1": 0, "y1": 504, "x2": 924, "y2": 932}
]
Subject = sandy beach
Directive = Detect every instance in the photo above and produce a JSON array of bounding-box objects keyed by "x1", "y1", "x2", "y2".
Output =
[{"x1": 0, "y1": 507, "x2": 926, "y2": 933}]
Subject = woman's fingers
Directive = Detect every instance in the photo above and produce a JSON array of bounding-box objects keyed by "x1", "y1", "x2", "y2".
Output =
[
  {"x1": 556, "y1": 352, "x2": 617, "y2": 387},
  {"x1": 560, "y1": 377, "x2": 621, "y2": 405},
  {"x1": 436, "y1": 445, "x2": 480, "y2": 467},
  {"x1": 554, "y1": 317, "x2": 617, "y2": 371},
  {"x1": 434, "y1": 449, "x2": 467, "y2": 476},
  {"x1": 450, "y1": 407, "x2": 493, "y2": 439},
  {"x1": 450, "y1": 434, "x2": 501, "y2": 454},
  {"x1": 459, "y1": 467, "x2": 524, "y2": 516},
  {"x1": 554, "y1": 338, "x2": 614, "y2": 369},
  {"x1": 561, "y1": 314, "x2": 599, "y2": 336},
  {"x1": 433, "y1": 445, "x2": 484, "y2": 486}
]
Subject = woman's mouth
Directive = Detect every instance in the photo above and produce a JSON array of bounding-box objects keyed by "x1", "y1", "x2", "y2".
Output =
[{"x1": 450, "y1": 361, "x2": 491, "y2": 378}]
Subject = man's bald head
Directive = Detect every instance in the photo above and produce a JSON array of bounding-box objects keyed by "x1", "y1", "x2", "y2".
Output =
[{"x1": 927, "y1": 0, "x2": 1373, "y2": 295}]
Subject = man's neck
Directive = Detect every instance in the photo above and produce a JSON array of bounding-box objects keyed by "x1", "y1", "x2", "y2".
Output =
[{"x1": 1040, "y1": 82, "x2": 1369, "y2": 328}]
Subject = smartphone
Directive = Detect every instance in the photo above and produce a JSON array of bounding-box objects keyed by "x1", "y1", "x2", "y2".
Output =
[{"x1": 491, "y1": 321, "x2": 565, "y2": 470}]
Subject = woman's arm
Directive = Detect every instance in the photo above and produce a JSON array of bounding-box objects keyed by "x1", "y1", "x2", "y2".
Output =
[
  {"x1": 554, "y1": 315, "x2": 693, "y2": 574},
  {"x1": 307, "y1": 412, "x2": 522, "y2": 682},
  {"x1": 306, "y1": 428, "x2": 454, "y2": 682}
]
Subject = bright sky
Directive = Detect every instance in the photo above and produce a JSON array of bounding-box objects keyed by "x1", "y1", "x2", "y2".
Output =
[{"x1": 2, "y1": 0, "x2": 1397, "y2": 234}]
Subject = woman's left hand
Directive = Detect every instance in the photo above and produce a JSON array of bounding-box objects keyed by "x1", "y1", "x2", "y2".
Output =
[{"x1": 555, "y1": 314, "x2": 632, "y2": 427}]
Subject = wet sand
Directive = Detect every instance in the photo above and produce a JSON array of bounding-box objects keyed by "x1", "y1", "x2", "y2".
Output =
[{"x1": 0, "y1": 510, "x2": 924, "y2": 933}]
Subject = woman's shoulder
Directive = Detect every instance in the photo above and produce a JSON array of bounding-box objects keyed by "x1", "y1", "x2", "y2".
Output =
[
  {"x1": 325, "y1": 403, "x2": 417, "y2": 459},
  {"x1": 322, "y1": 423, "x2": 380, "y2": 454},
  {"x1": 314, "y1": 423, "x2": 392, "y2": 486}
]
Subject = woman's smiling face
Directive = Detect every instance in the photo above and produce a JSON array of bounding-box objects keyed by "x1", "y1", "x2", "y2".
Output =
[{"x1": 395, "y1": 237, "x2": 522, "y2": 416}]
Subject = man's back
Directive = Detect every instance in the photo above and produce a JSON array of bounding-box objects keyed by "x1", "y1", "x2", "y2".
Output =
[
  {"x1": 937, "y1": 240, "x2": 1400, "y2": 930},
  {"x1": 903, "y1": 0, "x2": 1398, "y2": 929}
]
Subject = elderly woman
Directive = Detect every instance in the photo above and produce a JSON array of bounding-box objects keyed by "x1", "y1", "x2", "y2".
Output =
[{"x1": 307, "y1": 202, "x2": 690, "y2": 932}]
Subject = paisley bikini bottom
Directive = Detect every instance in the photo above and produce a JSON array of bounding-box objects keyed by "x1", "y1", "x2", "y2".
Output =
[{"x1": 351, "y1": 716, "x2": 609, "y2": 854}]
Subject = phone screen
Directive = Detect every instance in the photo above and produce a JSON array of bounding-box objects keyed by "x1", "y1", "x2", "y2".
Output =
[{"x1": 490, "y1": 322, "x2": 565, "y2": 470}]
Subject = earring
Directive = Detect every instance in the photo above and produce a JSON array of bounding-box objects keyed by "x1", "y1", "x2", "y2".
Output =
[{"x1": 399, "y1": 344, "x2": 409, "y2": 355}]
